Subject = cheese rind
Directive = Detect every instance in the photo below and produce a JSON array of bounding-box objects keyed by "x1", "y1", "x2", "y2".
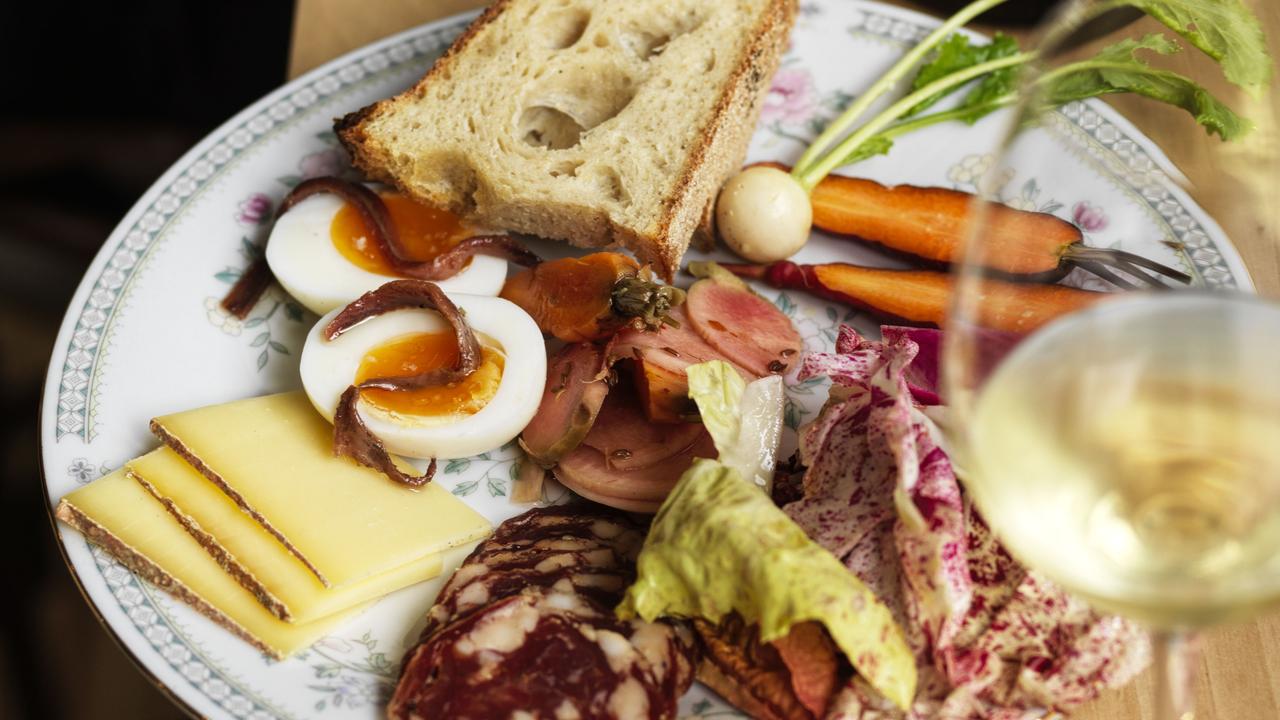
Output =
[
  {"x1": 128, "y1": 447, "x2": 444, "y2": 624},
  {"x1": 55, "y1": 469, "x2": 363, "y2": 659},
  {"x1": 151, "y1": 391, "x2": 492, "y2": 588}
]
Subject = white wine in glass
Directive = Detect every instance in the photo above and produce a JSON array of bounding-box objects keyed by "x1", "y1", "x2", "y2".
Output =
[
  {"x1": 943, "y1": 0, "x2": 1279, "y2": 718},
  {"x1": 967, "y1": 294, "x2": 1280, "y2": 629}
]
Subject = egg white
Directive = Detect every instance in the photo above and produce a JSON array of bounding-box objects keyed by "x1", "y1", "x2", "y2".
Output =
[
  {"x1": 266, "y1": 191, "x2": 508, "y2": 316},
  {"x1": 299, "y1": 293, "x2": 547, "y2": 460}
]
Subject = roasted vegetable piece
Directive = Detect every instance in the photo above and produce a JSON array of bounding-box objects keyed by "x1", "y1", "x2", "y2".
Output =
[
  {"x1": 500, "y1": 252, "x2": 686, "y2": 342},
  {"x1": 695, "y1": 616, "x2": 840, "y2": 720},
  {"x1": 723, "y1": 261, "x2": 1104, "y2": 334},
  {"x1": 628, "y1": 355, "x2": 704, "y2": 424}
]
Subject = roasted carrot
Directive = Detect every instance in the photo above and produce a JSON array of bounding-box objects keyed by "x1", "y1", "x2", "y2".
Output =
[
  {"x1": 812, "y1": 174, "x2": 1079, "y2": 276},
  {"x1": 750, "y1": 162, "x2": 1189, "y2": 289},
  {"x1": 630, "y1": 358, "x2": 699, "y2": 424},
  {"x1": 722, "y1": 261, "x2": 1105, "y2": 334},
  {"x1": 500, "y1": 252, "x2": 685, "y2": 342}
]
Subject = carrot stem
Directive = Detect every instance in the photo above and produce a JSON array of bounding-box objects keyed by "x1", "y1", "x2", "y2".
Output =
[{"x1": 791, "y1": 0, "x2": 1013, "y2": 180}]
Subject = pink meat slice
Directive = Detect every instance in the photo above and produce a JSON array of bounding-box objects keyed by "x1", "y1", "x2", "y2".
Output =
[
  {"x1": 519, "y1": 342, "x2": 610, "y2": 465},
  {"x1": 556, "y1": 432, "x2": 716, "y2": 511},
  {"x1": 581, "y1": 381, "x2": 705, "y2": 471},
  {"x1": 685, "y1": 279, "x2": 803, "y2": 376},
  {"x1": 610, "y1": 306, "x2": 756, "y2": 379}
]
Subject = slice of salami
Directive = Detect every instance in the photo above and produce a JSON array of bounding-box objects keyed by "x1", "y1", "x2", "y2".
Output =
[
  {"x1": 392, "y1": 589, "x2": 695, "y2": 720},
  {"x1": 392, "y1": 506, "x2": 697, "y2": 720},
  {"x1": 685, "y1": 278, "x2": 803, "y2": 376},
  {"x1": 421, "y1": 506, "x2": 644, "y2": 640}
]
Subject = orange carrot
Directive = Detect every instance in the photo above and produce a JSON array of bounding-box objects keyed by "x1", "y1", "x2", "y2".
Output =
[
  {"x1": 500, "y1": 252, "x2": 685, "y2": 342},
  {"x1": 811, "y1": 174, "x2": 1079, "y2": 276},
  {"x1": 722, "y1": 261, "x2": 1105, "y2": 334},
  {"x1": 630, "y1": 358, "x2": 698, "y2": 424},
  {"x1": 747, "y1": 162, "x2": 1189, "y2": 288}
]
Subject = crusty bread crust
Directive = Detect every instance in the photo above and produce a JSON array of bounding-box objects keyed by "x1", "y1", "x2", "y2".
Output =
[
  {"x1": 652, "y1": 0, "x2": 796, "y2": 278},
  {"x1": 336, "y1": 0, "x2": 797, "y2": 280}
]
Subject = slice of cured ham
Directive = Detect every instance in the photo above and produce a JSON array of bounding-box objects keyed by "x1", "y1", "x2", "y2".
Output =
[
  {"x1": 389, "y1": 507, "x2": 696, "y2": 720},
  {"x1": 519, "y1": 342, "x2": 610, "y2": 465},
  {"x1": 581, "y1": 381, "x2": 704, "y2": 471},
  {"x1": 610, "y1": 305, "x2": 756, "y2": 423},
  {"x1": 555, "y1": 432, "x2": 717, "y2": 513},
  {"x1": 685, "y1": 278, "x2": 803, "y2": 376},
  {"x1": 610, "y1": 306, "x2": 746, "y2": 378}
]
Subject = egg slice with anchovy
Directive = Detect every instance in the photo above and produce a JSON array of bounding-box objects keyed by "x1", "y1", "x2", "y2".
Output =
[
  {"x1": 300, "y1": 293, "x2": 546, "y2": 460},
  {"x1": 267, "y1": 187, "x2": 507, "y2": 315}
]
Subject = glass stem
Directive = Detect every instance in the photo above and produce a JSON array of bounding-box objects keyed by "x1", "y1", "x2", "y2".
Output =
[{"x1": 1152, "y1": 631, "x2": 1199, "y2": 720}]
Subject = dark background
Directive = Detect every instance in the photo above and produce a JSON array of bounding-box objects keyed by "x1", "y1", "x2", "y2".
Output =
[{"x1": 1, "y1": 4, "x2": 293, "y2": 718}]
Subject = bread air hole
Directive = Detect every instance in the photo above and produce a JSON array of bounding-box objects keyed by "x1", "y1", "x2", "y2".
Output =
[
  {"x1": 518, "y1": 68, "x2": 637, "y2": 150},
  {"x1": 549, "y1": 160, "x2": 583, "y2": 178},
  {"x1": 621, "y1": 30, "x2": 670, "y2": 60},
  {"x1": 620, "y1": 8, "x2": 705, "y2": 61},
  {"x1": 540, "y1": 7, "x2": 590, "y2": 49},
  {"x1": 519, "y1": 106, "x2": 586, "y2": 150},
  {"x1": 592, "y1": 166, "x2": 629, "y2": 206}
]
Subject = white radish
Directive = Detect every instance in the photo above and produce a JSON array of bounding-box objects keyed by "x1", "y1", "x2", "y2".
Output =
[{"x1": 715, "y1": 166, "x2": 812, "y2": 263}]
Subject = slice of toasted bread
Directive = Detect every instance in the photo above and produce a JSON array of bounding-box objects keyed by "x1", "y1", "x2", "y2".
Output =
[{"x1": 337, "y1": 0, "x2": 797, "y2": 280}]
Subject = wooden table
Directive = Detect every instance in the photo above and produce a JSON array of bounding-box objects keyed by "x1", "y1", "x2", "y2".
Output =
[{"x1": 289, "y1": 2, "x2": 1280, "y2": 718}]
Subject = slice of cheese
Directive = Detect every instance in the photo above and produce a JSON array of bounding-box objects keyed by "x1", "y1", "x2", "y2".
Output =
[
  {"x1": 129, "y1": 447, "x2": 444, "y2": 624},
  {"x1": 55, "y1": 469, "x2": 363, "y2": 659},
  {"x1": 151, "y1": 391, "x2": 491, "y2": 588}
]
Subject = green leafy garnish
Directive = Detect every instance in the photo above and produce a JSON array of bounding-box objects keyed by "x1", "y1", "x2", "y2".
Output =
[
  {"x1": 907, "y1": 32, "x2": 1021, "y2": 116},
  {"x1": 1042, "y1": 34, "x2": 1252, "y2": 139},
  {"x1": 789, "y1": 0, "x2": 1270, "y2": 190},
  {"x1": 1123, "y1": 0, "x2": 1272, "y2": 94},
  {"x1": 618, "y1": 459, "x2": 917, "y2": 710}
]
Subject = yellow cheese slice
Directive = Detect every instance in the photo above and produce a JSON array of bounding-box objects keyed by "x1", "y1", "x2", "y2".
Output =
[
  {"x1": 151, "y1": 391, "x2": 491, "y2": 588},
  {"x1": 128, "y1": 447, "x2": 444, "y2": 624},
  {"x1": 55, "y1": 469, "x2": 363, "y2": 659}
]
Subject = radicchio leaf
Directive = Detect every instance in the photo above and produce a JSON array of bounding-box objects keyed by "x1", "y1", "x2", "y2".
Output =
[{"x1": 788, "y1": 325, "x2": 1149, "y2": 718}]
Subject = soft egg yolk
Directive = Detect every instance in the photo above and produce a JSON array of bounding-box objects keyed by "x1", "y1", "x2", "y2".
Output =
[
  {"x1": 331, "y1": 193, "x2": 472, "y2": 276},
  {"x1": 355, "y1": 331, "x2": 504, "y2": 417}
]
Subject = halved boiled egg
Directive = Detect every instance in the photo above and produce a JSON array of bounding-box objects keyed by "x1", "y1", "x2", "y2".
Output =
[
  {"x1": 299, "y1": 293, "x2": 546, "y2": 460},
  {"x1": 267, "y1": 187, "x2": 507, "y2": 315}
]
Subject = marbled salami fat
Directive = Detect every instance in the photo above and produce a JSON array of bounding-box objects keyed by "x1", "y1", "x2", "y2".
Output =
[{"x1": 389, "y1": 506, "x2": 696, "y2": 720}]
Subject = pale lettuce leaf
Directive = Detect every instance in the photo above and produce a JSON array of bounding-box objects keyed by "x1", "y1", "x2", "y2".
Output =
[
  {"x1": 686, "y1": 360, "x2": 783, "y2": 491},
  {"x1": 618, "y1": 459, "x2": 918, "y2": 710}
]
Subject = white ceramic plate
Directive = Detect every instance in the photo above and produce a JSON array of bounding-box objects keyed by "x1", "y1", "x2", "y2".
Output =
[{"x1": 40, "y1": 2, "x2": 1250, "y2": 718}]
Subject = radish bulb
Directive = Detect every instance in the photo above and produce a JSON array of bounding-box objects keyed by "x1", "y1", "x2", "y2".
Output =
[{"x1": 715, "y1": 166, "x2": 812, "y2": 263}]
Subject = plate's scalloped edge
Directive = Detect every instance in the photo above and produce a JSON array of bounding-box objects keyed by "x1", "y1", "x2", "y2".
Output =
[{"x1": 38, "y1": 2, "x2": 1250, "y2": 719}]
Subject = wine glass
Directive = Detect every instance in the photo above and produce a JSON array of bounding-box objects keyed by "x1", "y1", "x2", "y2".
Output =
[{"x1": 943, "y1": 2, "x2": 1279, "y2": 719}]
